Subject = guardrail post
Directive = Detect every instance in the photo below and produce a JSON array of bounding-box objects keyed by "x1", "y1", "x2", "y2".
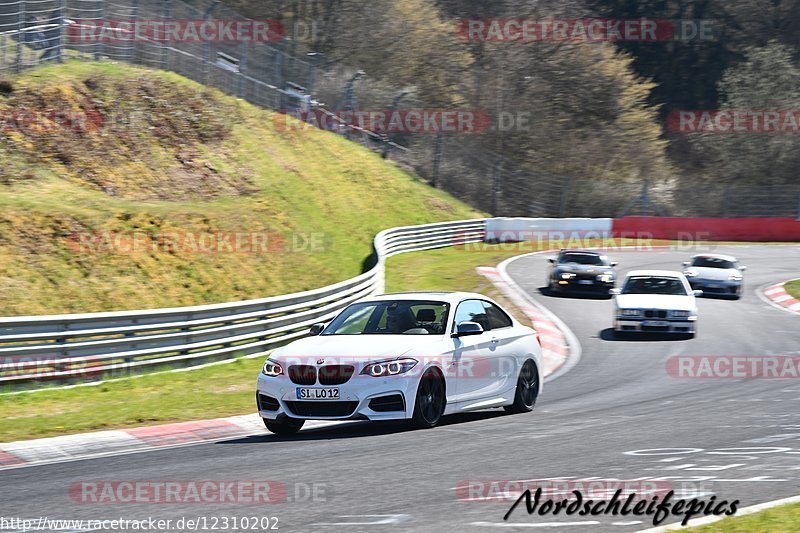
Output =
[
  {"x1": 94, "y1": 0, "x2": 105, "y2": 59},
  {"x1": 159, "y1": 0, "x2": 172, "y2": 68},
  {"x1": 126, "y1": 0, "x2": 140, "y2": 64},
  {"x1": 237, "y1": 41, "x2": 249, "y2": 98},
  {"x1": 15, "y1": 0, "x2": 25, "y2": 73},
  {"x1": 57, "y1": 0, "x2": 66, "y2": 63}
]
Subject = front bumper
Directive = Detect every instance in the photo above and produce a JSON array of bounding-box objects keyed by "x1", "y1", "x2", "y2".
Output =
[
  {"x1": 615, "y1": 317, "x2": 696, "y2": 334},
  {"x1": 256, "y1": 372, "x2": 418, "y2": 422},
  {"x1": 554, "y1": 278, "x2": 615, "y2": 292},
  {"x1": 688, "y1": 278, "x2": 742, "y2": 296}
]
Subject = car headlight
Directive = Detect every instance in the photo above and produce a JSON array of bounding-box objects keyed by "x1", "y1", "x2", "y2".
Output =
[
  {"x1": 361, "y1": 358, "x2": 418, "y2": 377},
  {"x1": 560, "y1": 272, "x2": 576, "y2": 279},
  {"x1": 619, "y1": 309, "x2": 641, "y2": 317},
  {"x1": 729, "y1": 273, "x2": 743, "y2": 281},
  {"x1": 684, "y1": 270, "x2": 698, "y2": 278},
  {"x1": 672, "y1": 310, "x2": 692, "y2": 318},
  {"x1": 262, "y1": 361, "x2": 284, "y2": 377},
  {"x1": 597, "y1": 273, "x2": 614, "y2": 283}
]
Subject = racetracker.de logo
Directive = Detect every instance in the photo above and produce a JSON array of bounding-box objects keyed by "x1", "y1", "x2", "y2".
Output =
[
  {"x1": 667, "y1": 356, "x2": 800, "y2": 378},
  {"x1": 456, "y1": 18, "x2": 716, "y2": 42},
  {"x1": 274, "y1": 109, "x2": 491, "y2": 134},
  {"x1": 0, "y1": 108, "x2": 106, "y2": 134},
  {"x1": 68, "y1": 19, "x2": 285, "y2": 43},
  {"x1": 69, "y1": 481, "x2": 292, "y2": 504},
  {"x1": 455, "y1": 480, "x2": 673, "y2": 502},
  {"x1": 667, "y1": 110, "x2": 800, "y2": 133}
]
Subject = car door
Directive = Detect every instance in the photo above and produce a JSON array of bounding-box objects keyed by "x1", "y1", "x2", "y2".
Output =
[
  {"x1": 479, "y1": 301, "x2": 521, "y2": 395},
  {"x1": 449, "y1": 299, "x2": 496, "y2": 403}
]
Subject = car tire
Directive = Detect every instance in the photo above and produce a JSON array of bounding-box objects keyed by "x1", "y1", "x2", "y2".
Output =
[
  {"x1": 504, "y1": 360, "x2": 539, "y2": 414},
  {"x1": 411, "y1": 368, "x2": 446, "y2": 429},
  {"x1": 263, "y1": 417, "x2": 305, "y2": 435}
]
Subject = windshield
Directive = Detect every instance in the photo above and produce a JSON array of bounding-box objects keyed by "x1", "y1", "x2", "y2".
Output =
[
  {"x1": 321, "y1": 300, "x2": 450, "y2": 335},
  {"x1": 692, "y1": 257, "x2": 736, "y2": 269},
  {"x1": 560, "y1": 253, "x2": 606, "y2": 266},
  {"x1": 622, "y1": 277, "x2": 688, "y2": 296}
]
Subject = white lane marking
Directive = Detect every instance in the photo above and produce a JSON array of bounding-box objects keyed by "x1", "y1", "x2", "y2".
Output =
[
  {"x1": 613, "y1": 521, "x2": 643, "y2": 526},
  {"x1": 311, "y1": 514, "x2": 411, "y2": 526},
  {"x1": 470, "y1": 521, "x2": 601, "y2": 528},
  {"x1": 635, "y1": 493, "x2": 800, "y2": 532}
]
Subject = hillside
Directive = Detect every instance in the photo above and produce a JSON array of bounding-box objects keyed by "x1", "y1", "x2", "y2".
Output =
[{"x1": 0, "y1": 61, "x2": 481, "y2": 315}]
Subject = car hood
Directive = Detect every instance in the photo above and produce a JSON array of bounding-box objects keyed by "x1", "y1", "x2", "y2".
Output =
[
  {"x1": 271, "y1": 334, "x2": 445, "y2": 363},
  {"x1": 557, "y1": 264, "x2": 613, "y2": 274},
  {"x1": 691, "y1": 267, "x2": 737, "y2": 281},
  {"x1": 615, "y1": 294, "x2": 695, "y2": 311}
]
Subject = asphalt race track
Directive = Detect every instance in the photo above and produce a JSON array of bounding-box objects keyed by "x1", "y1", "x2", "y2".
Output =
[{"x1": 2, "y1": 245, "x2": 799, "y2": 532}]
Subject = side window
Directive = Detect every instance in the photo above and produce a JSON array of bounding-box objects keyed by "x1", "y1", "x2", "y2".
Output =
[
  {"x1": 482, "y1": 301, "x2": 513, "y2": 330},
  {"x1": 453, "y1": 300, "x2": 491, "y2": 331}
]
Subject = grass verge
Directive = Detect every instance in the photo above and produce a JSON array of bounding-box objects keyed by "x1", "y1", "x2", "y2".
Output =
[
  {"x1": 785, "y1": 279, "x2": 800, "y2": 300},
  {"x1": 689, "y1": 501, "x2": 800, "y2": 532},
  {"x1": 0, "y1": 61, "x2": 481, "y2": 315}
]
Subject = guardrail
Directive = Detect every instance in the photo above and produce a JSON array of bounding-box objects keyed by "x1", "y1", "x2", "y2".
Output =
[{"x1": 0, "y1": 219, "x2": 486, "y2": 388}]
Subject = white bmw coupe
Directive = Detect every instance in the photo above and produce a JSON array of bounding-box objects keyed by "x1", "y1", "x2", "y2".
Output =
[{"x1": 256, "y1": 292, "x2": 543, "y2": 434}]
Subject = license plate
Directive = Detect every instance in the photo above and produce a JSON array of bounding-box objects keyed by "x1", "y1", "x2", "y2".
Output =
[
  {"x1": 577, "y1": 280, "x2": 594, "y2": 285},
  {"x1": 643, "y1": 321, "x2": 669, "y2": 327},
  {"x1": 296, "y1": 387, "x2": 340, "y2": 400}
]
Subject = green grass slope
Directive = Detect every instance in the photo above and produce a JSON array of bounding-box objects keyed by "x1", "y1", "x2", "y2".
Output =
[{"x1": 0, "y1": 61, "x2": 481, "y2": 315}]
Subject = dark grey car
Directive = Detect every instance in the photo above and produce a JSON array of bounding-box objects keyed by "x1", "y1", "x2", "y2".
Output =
[{"x1": 547, "y1": 249, "x2": 618, "y2": 297}]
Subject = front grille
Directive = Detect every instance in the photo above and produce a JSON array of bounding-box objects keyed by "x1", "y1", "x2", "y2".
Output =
[
  {"x1": 318, "y1": 365, "x2": 355, "y2": 385},
  {"x1": 288, "y1": 365, "x2": 317, "y2": 385},
  {"x1": 257, "y1": 393, "x2": 280, "y2": 411},
  {"x1": 369, "y1": 394, "x2": 405, "y2": 412},
  {"x1": 575, "y1": 273, "x2": 597, "y2": 281},
  {"x1": 644, "y1": 310, "x2": 668, "y2": 319},
  {"x1": 284, "y1": 401, "x2": 359, "y2": 418}
]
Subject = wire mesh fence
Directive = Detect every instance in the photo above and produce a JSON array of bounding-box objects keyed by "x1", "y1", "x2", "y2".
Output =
[{"x1": 0, "y1": 0, "x2": 798, "y2": 220}]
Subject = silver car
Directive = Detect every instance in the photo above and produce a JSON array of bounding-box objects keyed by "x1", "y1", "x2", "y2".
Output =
[{"x1": 682, "y1": 254, "x2": 747, "y2": 299}]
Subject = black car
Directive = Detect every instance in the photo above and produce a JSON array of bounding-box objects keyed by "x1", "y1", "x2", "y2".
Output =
[{"x1": 547, "y1": 249, "x2": 618, "y2": 296}]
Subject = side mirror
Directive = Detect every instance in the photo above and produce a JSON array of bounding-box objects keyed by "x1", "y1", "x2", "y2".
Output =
[
  {"x1": 611, "y1": 261, "x2": 619, "y2": 267},
  {"x1": 610, "y1": 288, "x2": 622, "y2": 296},
  {"x1": 682, "y1": 261, "x2": 691, "y2": 267},
  {"x1": 452, "y1": 321, "x2": 484, "y2": 338},
  {"x1": 309, "y1": 323, "x2": 326, "y2": 336},
  {"x1": 740, "y1": 266, "x2": 748, "y2": 272},
  {"x1": 693, "y1": 290, "x2": 704, "y2": 297},
  {"x1": 547, "y1": 258, "x2": 556, "y2": 264}
]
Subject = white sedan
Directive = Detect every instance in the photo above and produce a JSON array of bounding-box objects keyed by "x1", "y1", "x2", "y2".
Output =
[
  {"x1": 256, "y1": 292, "x2": 543, "y2": 434},
  {"x1": 612, "y1": 270, "x2": 702, "y2": 337}
]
